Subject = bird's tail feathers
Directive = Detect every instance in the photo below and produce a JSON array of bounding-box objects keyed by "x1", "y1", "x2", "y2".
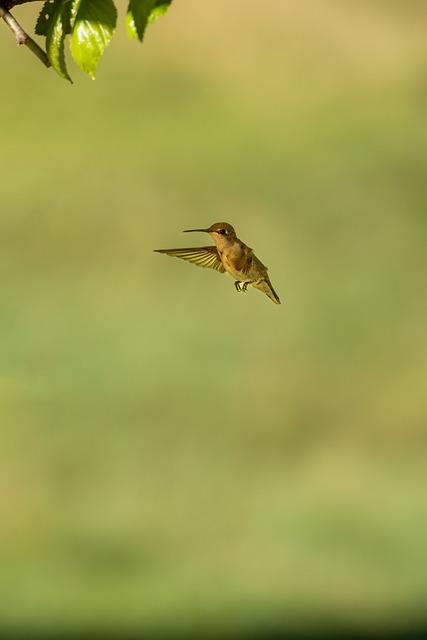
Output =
[{"x1": 253, "y1": 278, "x2": 281, "y2": 304}]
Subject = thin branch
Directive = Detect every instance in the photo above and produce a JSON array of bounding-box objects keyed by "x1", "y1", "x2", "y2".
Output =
[
  {"x1": 3, "y1": 0, "x2": 41, "y2": 9},
  {"x1": 0, "y1": 1, "x2": 50, "y2": 68}
]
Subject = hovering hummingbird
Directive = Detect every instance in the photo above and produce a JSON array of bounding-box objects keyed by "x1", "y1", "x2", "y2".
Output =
[{"x1": 154, "y1": 222, "x2": 281, "y2": 304}]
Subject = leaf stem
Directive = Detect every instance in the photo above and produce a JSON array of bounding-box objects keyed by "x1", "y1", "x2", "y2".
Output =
[{"x1": 0, "y1": 1, "x2": 50, "y2": 67}]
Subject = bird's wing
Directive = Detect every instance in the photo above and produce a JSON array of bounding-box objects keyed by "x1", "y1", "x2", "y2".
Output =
[
  {"x1": 154, "y1": 246, "x2": 226, "y2": 273},
  {"x1": 252, "y1": 254, "x2": 269, "y2": 273},
  {"x1": 235, "y1": 246, "x2": 268, "y2": 277}
]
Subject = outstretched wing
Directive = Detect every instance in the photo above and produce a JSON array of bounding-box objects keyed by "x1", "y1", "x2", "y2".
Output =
[{"x1": 154, "y1": 246, "x2": 226, "y2": 273}]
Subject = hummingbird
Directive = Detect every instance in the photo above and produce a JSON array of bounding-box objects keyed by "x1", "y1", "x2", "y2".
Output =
[{"x1": 154, "y1": 222, "x2": 281, "y2": 304}]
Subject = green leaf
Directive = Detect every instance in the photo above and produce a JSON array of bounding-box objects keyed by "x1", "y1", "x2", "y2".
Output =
[
  {"x1": 69, "y1": 0, "x2": 117, "y2": 79},
  {"x1": 126, "y1": 0, "x2": 154, "y2": 41},
  {"x1": 147, "y1": 1, "x2": 172, "y2": 24},
  {"x1": 126, "y1": 0, "x2": 172, "y2": 41},
  {"x1": 45, "y1": 0, "x2": 72, "y2": 81},
  {"x1": 36, "y1": 0, "x2": 64, "y2": 36}
]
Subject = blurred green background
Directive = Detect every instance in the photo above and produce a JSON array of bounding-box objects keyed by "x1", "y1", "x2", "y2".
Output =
[{"x1": 1, "y1": 0, "x2": 427, "y2": 635}]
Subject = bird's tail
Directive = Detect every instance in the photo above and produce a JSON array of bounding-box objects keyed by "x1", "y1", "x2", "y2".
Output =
[{"x1": 253, "y1": 277, "x2": 281, "y2": 304}]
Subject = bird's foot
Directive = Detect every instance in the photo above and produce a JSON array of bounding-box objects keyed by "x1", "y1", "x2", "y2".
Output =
[{"x1": 235, "y1": 281, "x2": 249, "y2": 293}]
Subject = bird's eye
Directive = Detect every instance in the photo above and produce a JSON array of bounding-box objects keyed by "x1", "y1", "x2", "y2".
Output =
[{"x1": 218, "y1": 229, "x2": 226, "y2": 235}]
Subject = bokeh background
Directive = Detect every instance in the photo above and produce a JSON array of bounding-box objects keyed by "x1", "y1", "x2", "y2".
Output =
[{"x1": 1, "y1": 0, "x2": 427, "y2": 636}]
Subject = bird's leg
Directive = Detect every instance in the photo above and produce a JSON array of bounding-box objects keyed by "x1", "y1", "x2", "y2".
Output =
[{"x1": 234, "y1": 281, "x2": 242, "y2": 292}]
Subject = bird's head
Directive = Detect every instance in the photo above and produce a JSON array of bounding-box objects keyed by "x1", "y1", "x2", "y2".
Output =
[{"x1": 183, "y1": 222, "x2": 237, "y2": 240}]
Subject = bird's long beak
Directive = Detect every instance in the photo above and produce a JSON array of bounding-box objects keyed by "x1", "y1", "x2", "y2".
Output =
[{"x1": 183, "y1": 228, "x2": 209, "y2": 233}]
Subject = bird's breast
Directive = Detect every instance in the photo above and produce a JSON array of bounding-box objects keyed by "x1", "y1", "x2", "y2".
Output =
[{"x1": 219, "y1": 243, "x2": 251, "y2": 280}]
